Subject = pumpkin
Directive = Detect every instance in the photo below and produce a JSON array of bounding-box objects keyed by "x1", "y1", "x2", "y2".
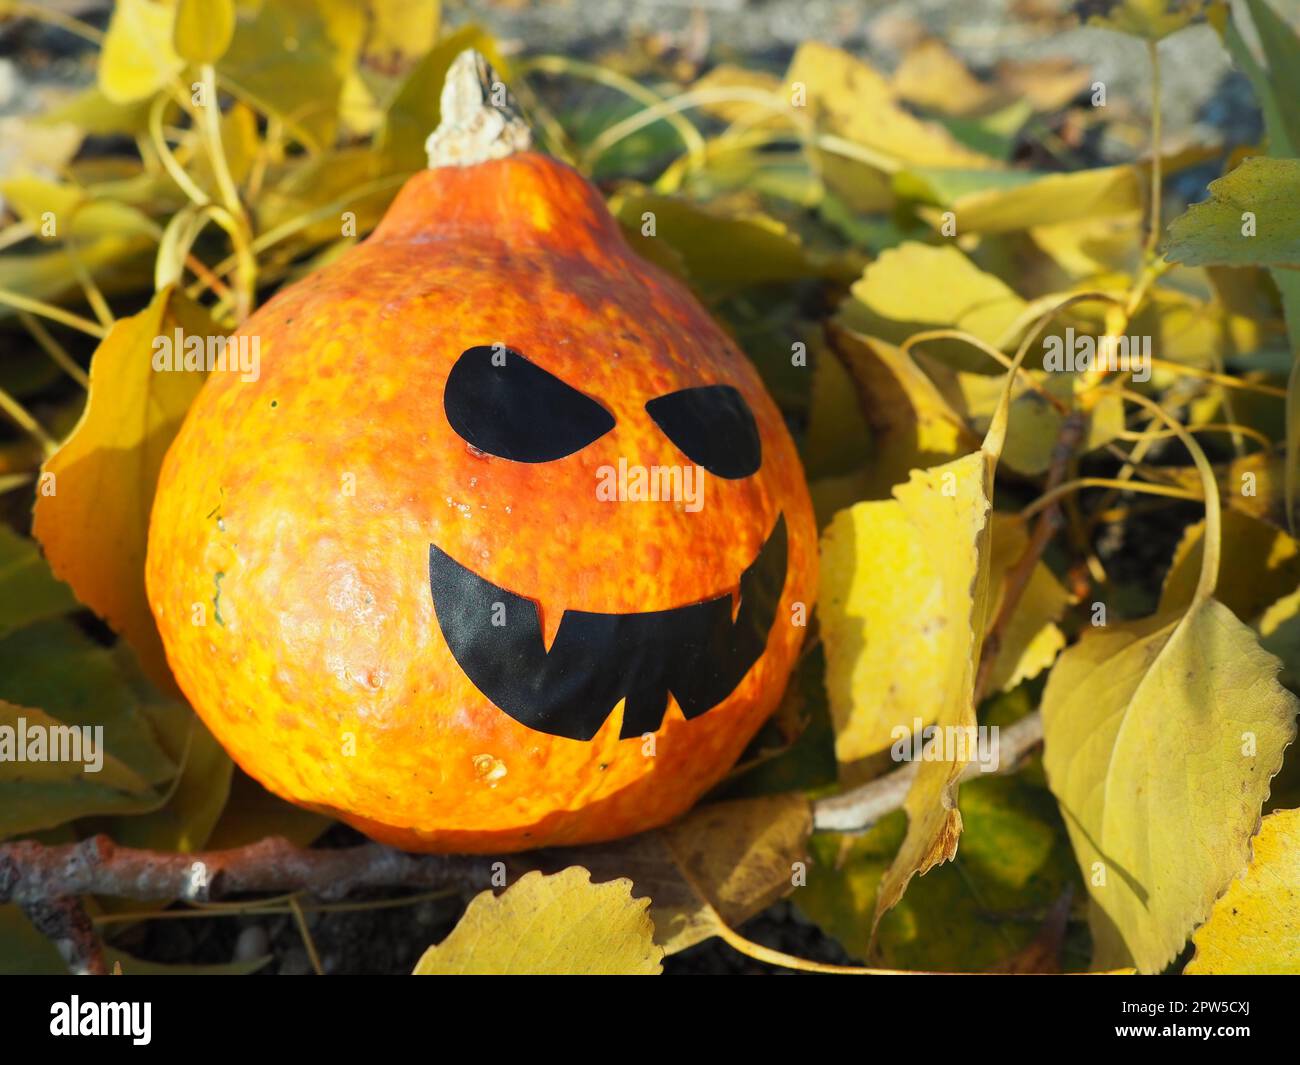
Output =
[{"x1": 146, "y1": 51, "x2": 817, "y2": 853}]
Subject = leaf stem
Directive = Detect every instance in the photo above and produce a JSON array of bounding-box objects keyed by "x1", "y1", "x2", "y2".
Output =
[
  {"x1": 149, "y1": 93, "x2": 212, "y2": 208},
  {"x1": 0, "y1": 288, "x2": 107, "y2": 338},
  {"x1": 900, "y1": 328, "x2": 1069, "y2": 415},
  {"x1": 1020, "y1": 476, "x2": 1202, "y2": 520},
  {"x1": 18, "y1": 311, "x2": 89, "y2": 389},
  {"x1": 0, "y1": 386, "x2": 57, "y2": 457},
  {"x1": 196, "y1": 65, "x2": 245, "y2": 221},
  {"x1": 517, "y1": 55, "x2": 707, "y2": 168},
  {"x1": 1104, "y1": 387, "x2": 1222, "y2": 603}
]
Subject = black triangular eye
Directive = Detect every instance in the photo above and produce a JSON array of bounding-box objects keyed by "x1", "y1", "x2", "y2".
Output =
[
  {"x1": 444, "y1": 346, "x2": 615, "y2": 462},
  {"x1": 645, "y1": 385, "x2": 761, "y2": 479}
]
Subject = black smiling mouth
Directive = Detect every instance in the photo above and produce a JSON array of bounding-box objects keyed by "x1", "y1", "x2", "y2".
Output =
[{"x1": 428, "y1": 513, "x2": 788, "y2": 741}]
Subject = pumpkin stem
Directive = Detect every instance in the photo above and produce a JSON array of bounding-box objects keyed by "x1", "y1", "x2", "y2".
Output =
[{"x1": 424, "y1": 49, "x2": 532, "y2": 169}]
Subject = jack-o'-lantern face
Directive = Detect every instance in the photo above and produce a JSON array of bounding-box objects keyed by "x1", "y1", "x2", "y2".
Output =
[
  {"x1": 431, "y1": 344, "x2": 786, "y2": 741},
  {"x1": 147, "y1": 143, "x2": 818, "y2": 853}
]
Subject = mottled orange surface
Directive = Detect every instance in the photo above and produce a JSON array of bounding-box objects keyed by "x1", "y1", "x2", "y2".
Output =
[{"x1": 146, "y1": 152, "x2": 817, "y2": 852}]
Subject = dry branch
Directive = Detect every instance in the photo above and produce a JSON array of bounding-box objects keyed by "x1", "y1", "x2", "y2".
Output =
[
  {"x1": 0, "y1": 834, "x2": 494, "y2": 908},
  {"x1": 810, "y1": 710, "x2": 1044, "y2": 833}
]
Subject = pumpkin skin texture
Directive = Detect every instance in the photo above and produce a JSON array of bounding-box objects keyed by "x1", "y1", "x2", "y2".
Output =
[{"x1": 146, "y1": 149, "x2": 817, "y2": 853}]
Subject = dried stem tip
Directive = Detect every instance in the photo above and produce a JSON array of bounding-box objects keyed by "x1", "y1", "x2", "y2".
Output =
[{"x1": 424, "y1": 49, "x2": 532, "y2": 169}]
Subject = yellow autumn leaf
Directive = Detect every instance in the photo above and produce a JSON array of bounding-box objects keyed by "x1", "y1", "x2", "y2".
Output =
[
  {"x1": 1161, "y1": 451, "x2": 1285, "y2": 527},
  {"x1": 803, "y1": 332, "x2": 872, "y2": 481},
  {"x1": 99, "y1": 0, "x2": 185, "y2": 104},
  {"x1": 1186, "y1": 808, "x2": 1300, "y2": 974},
  {"x1": 918, "y1": 165, "x2": 1143, "y2": 237},
  {"x1": 174, "y1": 0, "x2": 235, "y2": 66},
  {"x1": 997, "y1": 56, "x2": 1091, "y2": 113},
  {"x1": 1041, "y1": 601, "x2": 1298, "y2": 973},
  {"x1": 982, "y1": 514, "x2": 1071, "y2": 694},
  {"x1": 892, "y1": 38, "x2": 1001, "y2": 117},
  {"x1": 869, "y1": 444, "x2": 996, "y2": 929},
  {"x1": 838, "y1": 243, "x2": 1028, "y2": 369},
  {"x1": 820, "y1": 499, "x2": 970, "y2": 763},
  {"x1": 691, "y1": 63, "x2": 785, "y2": 127},
  {"x1": 1083, "y1": 0, "x2": 1207, "y2": 41},
  {"x1": 826, "y1": 327, "x2": 976, "y2": 497},
  {"x1": 660, "y1": 796, "x2": 810, "y2": 950},
  {"x1": 31, "y1": 286, "x2": 218, "y2": 692},
  {"x1": 412, "y1": 867, "x2": 663, "y2": 975},
  {"x1": 818, "y1": 337, "x2": 1031, "y2": 931},
  {"x1": 786, "y1": 41, "x2": 999, "y2": 171},
  {"x1": 926, "y1": 360, "x2": 1126, "y2": 477},
  {"x1": 531, "y1": 794, "x2": 811, "y2": 955},
  {"x1": 364, "y1": 0, "x2": 441, "y2": 68},
  {"x1": 1160, "y1": 509, "x2": 1300, "y2": 623},
  {"x1": 783, "y1": 41, "x2": 999, "y2": 213}
]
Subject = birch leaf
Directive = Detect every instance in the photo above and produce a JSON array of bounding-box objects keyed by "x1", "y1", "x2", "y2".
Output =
[
  {"x1": 413, "y1": 867, "x2": 662, "y2": 975},
  {"x1": 1186, "y1": 808, "x2": 1300, "y2": 974},
  {"x1": 1041, "y1": 600, "x2": 1298, "y2": 972},
  {"x1": 528, "y1": 794, "x2": 812, "y2": 955}
]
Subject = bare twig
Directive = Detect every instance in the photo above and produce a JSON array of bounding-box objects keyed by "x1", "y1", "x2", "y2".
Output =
[
  {"x1": 21, "y1": 896, "x2": 107, "y2": 976},
  {"x1": 811, "y1": 710, "x2": 1044, "y2": 833},
  {"x1": 975, "y1": 410, "x2": 1087, "y2": 704},
  {"x1": 0, "y1": 834, "x2": 493, "y2": 909}
]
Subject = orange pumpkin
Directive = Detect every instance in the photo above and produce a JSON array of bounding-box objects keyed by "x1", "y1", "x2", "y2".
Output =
[{"x1": 146, "y1": 52, "x2": 817, "y2": 853}]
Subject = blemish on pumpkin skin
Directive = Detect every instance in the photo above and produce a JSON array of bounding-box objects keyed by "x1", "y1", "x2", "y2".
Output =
[
  {"x1": 472, "y1": 754, "x2": 508, "y2": 785},
  {"x1": 212, "y1": 572, "x2": 226, "y2": 626}
]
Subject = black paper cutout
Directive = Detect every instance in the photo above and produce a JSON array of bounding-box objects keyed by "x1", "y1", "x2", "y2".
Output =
[
  {"x1": 444, "y1": 345, "x2": 615, "y2": 462},
  {"x1": 429, "y1": 513, "x2": 788, "y2": 740},
  {"x1": 644, "y1": 385, "x2": 761, "y2": 479}
]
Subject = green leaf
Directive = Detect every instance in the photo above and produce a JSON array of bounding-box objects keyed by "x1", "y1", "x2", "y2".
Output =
[
  {"x1": 0, "y1": 699, "x2": 164, "y2": 839},
  {"x1": 796, "y1": 773, "x2": 1082, "y2": 971},
  {"x1": 97, "y1": 701, "x2": 233, "y2": 853},
  {"x1": 0, "y1": 526, "x2": 76, "y2": 639},
  {"x1": 0, "y1": 620, "x2": 177, "y2": 786},
  {"x1": 0, "y1": 903, "x2": 67, "y2": 975},
  {"x1": 1081, "y1": 0, "x2": 1206, "y2": 40},
  {"x1": 218, "y1": 0, "x2": 365, "y2": 152},
  {"x1": 1241, "y1": 0, "x2": 1300, "y2": 155},
  {"x1": 1216, "y1": 1, "x2": 1300, "y2": 529},
  {"x1": 612, "y1": 193, "x2": 859, "y2": 293},
  {"x1": 1164, "y1": 156, "x2": 1300, "y2": 268}
]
